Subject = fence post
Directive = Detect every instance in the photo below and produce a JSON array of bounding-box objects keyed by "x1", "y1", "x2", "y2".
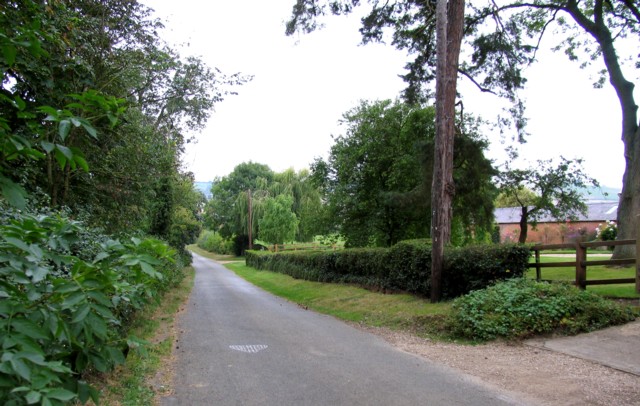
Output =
[
  {"x1": 576, "y1": 242, "x2": 587, "y2": 290},
  {"x1": 535, "y1": 247, "x2": 541, "y2": 281},
  {"x1": 636, "y1": 214, "x2": 640, "y2": 293}
]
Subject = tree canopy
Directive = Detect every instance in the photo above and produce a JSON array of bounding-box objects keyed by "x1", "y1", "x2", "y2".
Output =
[
  {"x1": 313, "y1": 99, "x2": 497, "y2": 247},
  {"x1": 286, "y1": 0, "x2": 639, "y2": 258},
  {"x1": 1, "y1": 0, "x2": 247, "y2": 246},
  {"x1": 496, "y1": 157, "x2": 599, "y2": 243},
  {"x1": 204, "y1": 163, "x2": 324, "y2": 249}
]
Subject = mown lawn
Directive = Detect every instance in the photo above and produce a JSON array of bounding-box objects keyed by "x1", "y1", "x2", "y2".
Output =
[{"x1": 528, "y1": 254, "x2": 639, "y2": 298}]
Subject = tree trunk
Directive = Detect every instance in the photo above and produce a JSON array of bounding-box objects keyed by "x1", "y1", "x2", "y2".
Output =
[
  {"x1": 564, "y1": 1, "x2": 638, "y2": 259},
  {"x1": 614, "y1": 125, "x2": 640, "y2": 259},
  {"x1": 518, "y1": 206, "x2": 529, "y2": 244},
  {"x1": 430, "y1": 0, "x2": 465, "y2": 303}
]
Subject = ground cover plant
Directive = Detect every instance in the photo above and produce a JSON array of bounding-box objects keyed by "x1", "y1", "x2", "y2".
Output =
[{"x1": 448, "y1": 278, "x2": 638, "y2": 341}]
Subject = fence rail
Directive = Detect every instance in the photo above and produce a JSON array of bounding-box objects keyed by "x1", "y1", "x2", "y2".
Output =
[{"x1": 528, "y1": 239, "x2": 638, "y2": 292}]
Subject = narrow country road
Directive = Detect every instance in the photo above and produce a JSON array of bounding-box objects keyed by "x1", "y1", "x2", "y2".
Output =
[{"x1": 162, "y1": 253, "x2": 523, "y2": 406}]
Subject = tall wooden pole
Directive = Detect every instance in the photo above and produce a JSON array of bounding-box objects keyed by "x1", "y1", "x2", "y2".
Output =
[
  {"x1": 431, "y1": 0, "x2": 465, "y2": 303},
  {"x1": 248, "y1": 189, "x2": 253, "y2": 250},
  {"x1": 636, "y1": 214, "x2": 640, "y2": 293}
]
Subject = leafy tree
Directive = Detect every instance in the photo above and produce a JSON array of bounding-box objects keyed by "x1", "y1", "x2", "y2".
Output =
[
  {"x1": 258, "y1": 194, "x2": 299, "y2": 245},
  {"x1": 496, "y1": 157, "x2": 599, "y2": 243},
  {"x1": 495, "y1": 187, "x2": 537, "y2": 209},
  {"x1": 205, "y1": 162, "x2": 275, "y2": 237},
  {"x1": 314, "y1": 99, "x2": 497, "y2": 248},
  {"x1": 285, "y1": 0, "x2": 639, "y2": 259},
  {"x1": 205, "y1": 163, "x2": 324, "y2": 249},
  {"x1": 1, "y1": 0, "x2": 248, "y2": 241}
]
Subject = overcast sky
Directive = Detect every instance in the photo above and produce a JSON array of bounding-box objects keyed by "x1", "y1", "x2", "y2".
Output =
[{"x1": 143, "y1": 0, "x2": 634, "y2": 189}]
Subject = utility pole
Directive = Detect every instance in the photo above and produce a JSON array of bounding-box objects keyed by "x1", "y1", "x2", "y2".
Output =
[{"x1": 248, "y1": 189, "x2": 253, "y2": 250}]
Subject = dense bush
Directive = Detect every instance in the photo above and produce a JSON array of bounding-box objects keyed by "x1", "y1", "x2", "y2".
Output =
[
  {"x1": 246, "y1": 241, "x2": 530, "y2": 298},
  {"x1": 0, "y1": 212, "x2": 185, "y2": 405},
  {"x1": 448, "y1": 278, "x2": 638, "y2": 341},
  {"x1": 197, "y1": 230, "x2": 233, "y2": 255}
]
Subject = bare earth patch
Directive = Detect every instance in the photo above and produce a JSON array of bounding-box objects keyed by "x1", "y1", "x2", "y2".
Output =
[{"x1": 355, "y1": 324, "x2": 640, "y2": 406}]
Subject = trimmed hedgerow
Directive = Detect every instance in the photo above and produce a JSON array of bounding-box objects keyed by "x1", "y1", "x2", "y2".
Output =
[
  {"x1": 245, "y1": 242, "x2": 530, "y2": 299},
  {"x1": 448, "y1": 278, "x2": 638, "y2": 341}
]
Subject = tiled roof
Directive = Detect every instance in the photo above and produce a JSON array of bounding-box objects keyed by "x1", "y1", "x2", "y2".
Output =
[{"x1": 494, "y1": 201, "x2": 618, "y2": 224}]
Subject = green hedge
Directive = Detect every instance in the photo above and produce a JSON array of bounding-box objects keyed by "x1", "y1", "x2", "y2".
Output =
[{"x1": 246, "y1": 241, "x2": 530, "y2": 299}]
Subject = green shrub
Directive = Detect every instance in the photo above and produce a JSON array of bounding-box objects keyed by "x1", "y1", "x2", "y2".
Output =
[
  {"x1": 0, "y1": 212, "x2": 184, "y2": 405},
  {"x1": 197, "y1": 230, "x2": 233, "y2": 255},
  {"x1": 246, "y1": 241, "x2": 529, "y2": 299},
  {"x1": 448, "y1": 278, "x2": 638, "y2": 341}
]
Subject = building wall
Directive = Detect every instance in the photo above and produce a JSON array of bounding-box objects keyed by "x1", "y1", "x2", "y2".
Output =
[{"x1": 499, "y1": 221, "x2": 603, "y2": 245}]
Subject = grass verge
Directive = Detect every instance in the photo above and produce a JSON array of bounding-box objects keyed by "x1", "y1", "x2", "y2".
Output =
[
  {"x1": 223, "y1": 261, "x2": 453, "y2": 340},
  {"x1": 84, "y1": 265, "x2": 195, "y2": 405},
  {"x1": 188, "y1": 244, "x2": 244, "y2": 262}
]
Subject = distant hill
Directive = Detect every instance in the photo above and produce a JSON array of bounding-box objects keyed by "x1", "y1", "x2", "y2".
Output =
[
  {"x1": 581, "y1": 185, "x2": 621, "y2": 201},
  {"x1": 194, "y1": 181, "x2": 213, "y2": 199}
]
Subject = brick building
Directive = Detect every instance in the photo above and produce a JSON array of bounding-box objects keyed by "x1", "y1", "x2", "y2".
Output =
[{"x1": 495, "y1": 201, "x2": 618, "y2": 244}]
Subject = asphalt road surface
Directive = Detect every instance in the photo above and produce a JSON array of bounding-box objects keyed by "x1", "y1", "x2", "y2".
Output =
[{"x1": 162, "y1": 253, "x2": 524, "y2": 406}]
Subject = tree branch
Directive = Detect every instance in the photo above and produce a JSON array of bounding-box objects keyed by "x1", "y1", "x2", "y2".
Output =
[{"x1": 458, "y1": 69, "x2": 497, "y2": 94}]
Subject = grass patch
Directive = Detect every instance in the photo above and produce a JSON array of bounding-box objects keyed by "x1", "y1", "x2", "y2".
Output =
[
  {"x1": 85, "y1": 266, "x2": 195, "y2": 405},
  {"x1": 188, "y1": 244, "x2": 244, "y2": 262},
  {"x1": 224, "y1": 261, "x2": 452, "y2": 340},
  {"x1": 528, "y1": 255, "x2": 639, "y2": 298}
]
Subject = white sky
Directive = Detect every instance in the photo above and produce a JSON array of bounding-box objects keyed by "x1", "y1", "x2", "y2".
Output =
[{"x1": 143, "y1": 0, "x2": 633, "y2": 189}]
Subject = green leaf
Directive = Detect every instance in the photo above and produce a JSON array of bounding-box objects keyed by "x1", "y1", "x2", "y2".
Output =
[
  {"x1": 25, "y1": 390, "x2": 41, "y2": 404},
  {"x1": 0, "y1": 176, "x2": 26, "y2": 209},
  {"x1": 74, "y1": 155, "x2": 89, "y2": 172},
  {"x1": 45, "y1": 388, "x2": 76, "y2": 401},
  {"x1": 88, "y1": 352, "x2": 108, "y2": 372},
  {"x1": 40, "y1": 141, "x2": 55, "y2": 153},
  {"x1": 85, "y1": 313, "x2": 107, "y2": 339},
  {"x1": 81, "y1": 122, "x2": 98, "y2": 139},
  {"x1": 140, "y1": 261, "x2": 161, "y2": 278},
  {"x1": 93, "y1": 252, "x2": 109, "y2": 263},
  {"x1": 71, "y1": 303, "x2": 90, "y2": 323},
  {"x1": 55, "y1": 144, "x2": 73, "y2": 160},
  {"x1": 28, "y1": 244, "x2": 44, "y2": 260},
  {"x1": 61, "y1": 291, "x2": 85, "y2": 310},
  {"x1": 4, "y1": 236, "x2": 30, "y2": 252},
  {"x1": 54, "y1": 149, "x2": 67, "y2": 170},
  {"x1": 11, "y1": 319, "x2": 49, "y2": 340},
  {"x1": 87, "y1": 290, "x2": 112, "y2": 307},
  {"x1": 106, "y1": 346, "x2": 126, "y2": 365},
  {"x1": 3, "y1": 44, "x2": 17, "y2": 66},
  {"x1": 10, "y1": 357, "x2": 31, "y2": 381},
  {"x1": 58, "y1": 120, "x2": 71, "y2": 140}
]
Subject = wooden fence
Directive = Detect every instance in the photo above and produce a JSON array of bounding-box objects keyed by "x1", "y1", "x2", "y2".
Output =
[{"x1": 529, "y1": 239, "x2": 638, "y2": 292}]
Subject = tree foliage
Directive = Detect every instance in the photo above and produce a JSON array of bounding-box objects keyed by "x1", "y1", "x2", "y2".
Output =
[
  {"x1": 285, "y1": 0, "x2": 639, "y2": 257},
  {"x1": 496, "y1": 157, "x2": 599, "y2": 243},
  {"x1": 258, "y1": 194, "x2": 299, "y2": 245},
  {"x1": 313, "y1": 99, "x2": 497, "y2": 247},
  {"x1": 204, "y1": 163, "x2": 324, "y2": 248},
  {"x1": 0, "y1": 0, "x2": 247, "y2": 251}
]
